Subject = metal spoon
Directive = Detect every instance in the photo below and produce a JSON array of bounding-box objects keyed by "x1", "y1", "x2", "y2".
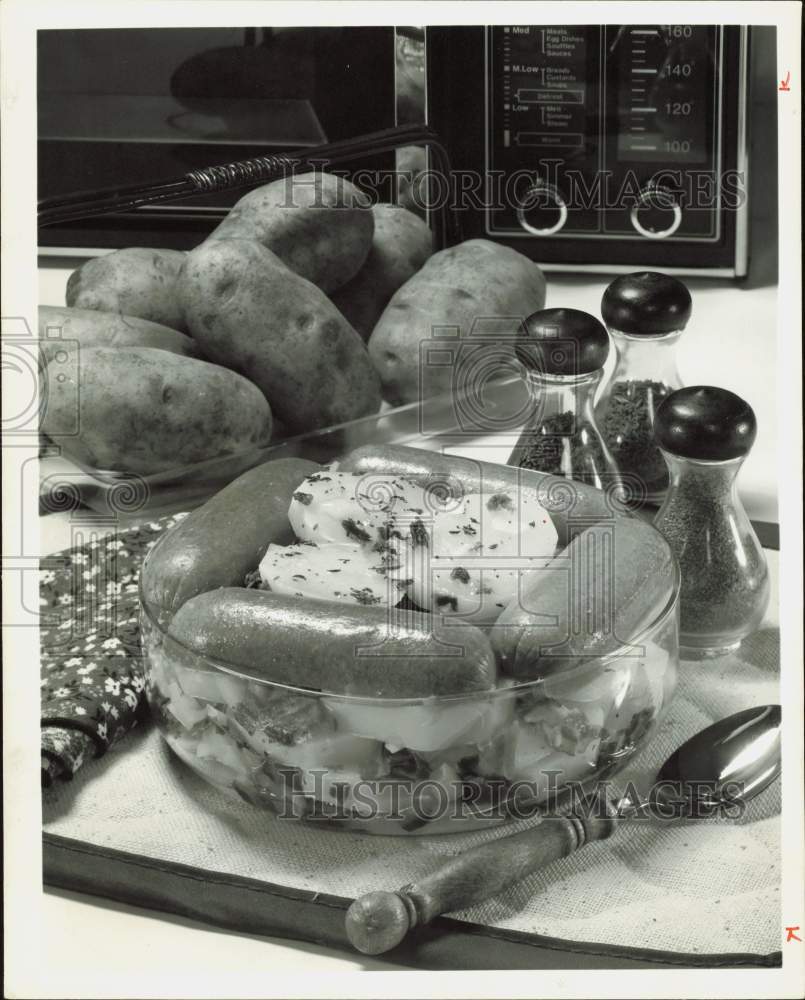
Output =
[{"x1": 345, "y1": 704, "x2": 781, "y2": 955}]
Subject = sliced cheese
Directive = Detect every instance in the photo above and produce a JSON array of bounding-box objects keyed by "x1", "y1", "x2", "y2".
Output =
[
  {"x1": 258, "y1": 540, "x2": 403, "y2": 608},
  {"x1": 287, "y1": 470, "x2": 462, "y2": 549},
  {"x1": 403, "y1": 489, "x2": 559, "y2": 624}
]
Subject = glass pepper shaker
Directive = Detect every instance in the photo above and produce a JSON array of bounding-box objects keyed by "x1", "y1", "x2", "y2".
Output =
[
  {"x1": 595, "y1": 271, "x2": 692, "y2": 505},
  {"x1": 653, "y1": 386, "x2": 770, "y2": 657},
  {"x1": 508, "y1": 307, "x2": 620, "y2": 492}
]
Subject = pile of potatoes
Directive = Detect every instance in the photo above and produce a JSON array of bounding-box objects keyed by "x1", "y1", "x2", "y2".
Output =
[{"x1": 41, "y1": 171, "x2": 546, "y2": 476}]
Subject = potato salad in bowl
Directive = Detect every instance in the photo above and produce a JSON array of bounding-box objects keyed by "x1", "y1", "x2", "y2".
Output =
[{"x1": 141, "y1": 447, "x2": 680, "y2": 834}]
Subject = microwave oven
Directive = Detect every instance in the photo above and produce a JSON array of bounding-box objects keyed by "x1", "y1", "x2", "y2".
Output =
[
  {"x1": 38, "y1": 25, "x2": 776, "y2": 280},
  {"x1": 426, "y1": 24, "x2": 777, "y2": 278}
]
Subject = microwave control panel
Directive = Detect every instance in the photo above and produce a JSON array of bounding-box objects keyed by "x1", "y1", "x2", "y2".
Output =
[{"x1": 485, "y1": 25, "x2": 726, "y2": 242}]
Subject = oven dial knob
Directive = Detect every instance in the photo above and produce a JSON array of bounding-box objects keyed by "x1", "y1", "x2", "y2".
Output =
[
  {"x1": 630, "y1": 186, "x2": 683, "y2": 239},
  {"x1": 516, "y1": 183, "x2": 568, "y2": 236}
]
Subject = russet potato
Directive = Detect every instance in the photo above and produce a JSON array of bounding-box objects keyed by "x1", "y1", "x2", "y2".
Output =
[
  {"x1": 367, "y1": 239, "x2": 547, "y2": 405},
  {"x1": 204, "y1": 171, "x2": 374, "y2": 294},
  {"x1": 330, "y1": 203, "x2": 433, "y2": 341},
  {"x1": 41, "y1": 346, "x2": 272, "y2": 475},
  {"x1": 178, "y1": 237, "x2": 381, "y2": 435},
  {"x1": 38, "y1": 305, "x2": 197, "y2": 366},
  {"x1": 66, "y1": 247, "x2": 188, "y2": 332}
]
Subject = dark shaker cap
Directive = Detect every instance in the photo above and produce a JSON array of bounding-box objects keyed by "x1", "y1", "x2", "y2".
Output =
[
  {"x1": 515, "y1": 308, "x2": 610, "y2": 376},
  {"x1": 601, "y1": 271, "x2": 692, "y2": 335},
  {"x1": 654, "y1": 386, "x2": 757, "y2": 460}
]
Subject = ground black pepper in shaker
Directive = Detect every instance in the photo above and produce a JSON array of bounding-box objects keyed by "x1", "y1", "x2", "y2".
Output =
[
  {"x1": 653, "y1": 386, "x2": 769, "y2": 656},
  {"x1": 595, "y1": 272, "x2": 692, "y2": 504},
  {"x1": 508, "y1": 308, "x2": 620, "y2": 492}
]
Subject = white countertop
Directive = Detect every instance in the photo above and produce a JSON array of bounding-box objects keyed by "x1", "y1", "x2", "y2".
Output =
[{"x1": 35, "y1": 259, "x2": 781, "y2": 988}]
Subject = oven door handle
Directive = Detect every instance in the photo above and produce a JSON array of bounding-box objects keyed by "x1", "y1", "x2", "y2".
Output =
[{"x1": 36, "y1": 124, "x2": 463, "y2": 249}]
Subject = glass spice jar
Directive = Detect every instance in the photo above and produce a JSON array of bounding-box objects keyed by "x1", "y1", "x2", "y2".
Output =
[
  {"x1": 508, "y1": 307, "x2": 621, "y2": 492},
  {"x1": 595, "y1": 272, "x2": 692, "y2": 505},
  {"x1": 653, "y1": 386, "x2": 770, "y2": 657}
]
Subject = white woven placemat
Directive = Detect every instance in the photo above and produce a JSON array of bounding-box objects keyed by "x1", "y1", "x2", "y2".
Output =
[{"x1": 42, "y1": 554, "x2": 780, "y2": 957}]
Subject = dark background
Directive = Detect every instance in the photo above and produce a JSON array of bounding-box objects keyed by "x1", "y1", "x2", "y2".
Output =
[{"x1": 38, "y1": 27, "x2": 398, "y2": 249}]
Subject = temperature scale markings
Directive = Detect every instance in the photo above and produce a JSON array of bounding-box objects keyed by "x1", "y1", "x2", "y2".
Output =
[
  {"x1": 502, "y1": 32, "x2": 512, "y2": 140},
  {"x1": 625, "y1": 31, "x2": 660, "y2": 153}
]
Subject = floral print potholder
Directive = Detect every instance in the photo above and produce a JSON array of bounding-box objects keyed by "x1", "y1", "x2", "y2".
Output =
[{"x1": 40, "y1": 513, "x2": 186, "y2": 787}]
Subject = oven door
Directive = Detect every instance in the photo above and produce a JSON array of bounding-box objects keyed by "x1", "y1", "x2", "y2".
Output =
[{"x1": 38, "y1": 26, "x2": 398, "y2": 252}]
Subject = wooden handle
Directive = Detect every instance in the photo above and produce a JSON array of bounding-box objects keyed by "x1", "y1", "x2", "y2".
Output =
[{"x1": 345, "y1": 809, "x2": 618, "y2": 955}]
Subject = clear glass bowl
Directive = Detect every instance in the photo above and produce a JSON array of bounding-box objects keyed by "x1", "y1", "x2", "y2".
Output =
[{"x1": 140, "y1": 525, "x2": 680, "y2": 836}]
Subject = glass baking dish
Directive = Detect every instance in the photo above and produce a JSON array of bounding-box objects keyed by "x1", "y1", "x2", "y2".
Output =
[{"x1": 39, "y1": 374, "x2": 532, "y2": 517}]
